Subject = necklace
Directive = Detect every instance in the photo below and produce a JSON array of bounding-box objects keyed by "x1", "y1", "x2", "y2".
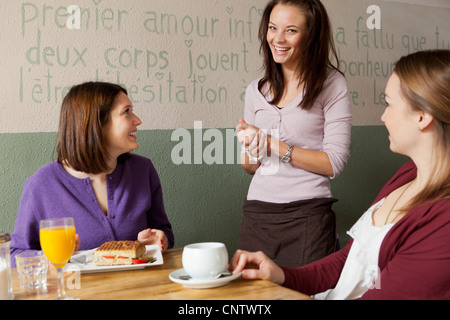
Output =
[{"x1": 384, "y1": 180, "x2": 415, "y2": 225}]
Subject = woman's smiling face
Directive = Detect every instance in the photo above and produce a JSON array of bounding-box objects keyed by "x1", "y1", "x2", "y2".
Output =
[
  {"x1": 266, "y1": 4, "x2": 308, "y2": 70},
  {"x1": 103, "y1": 92, "x2": 142, "y2": 159},
  {"x1": 381, "y1": 73, "x2": 421, "y2": 156}
]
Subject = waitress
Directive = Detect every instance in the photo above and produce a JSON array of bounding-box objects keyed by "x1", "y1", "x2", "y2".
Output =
[{"x1": 236, "y1": 0, "x2": 352, "y2": 267}]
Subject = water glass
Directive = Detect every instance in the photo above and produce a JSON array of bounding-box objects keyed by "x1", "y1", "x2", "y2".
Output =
[
  {"x1": 0, "y1": 233, "x2": 14, "y2": 300},
  {"x1": 15, "y1": 251, "x2": 48, "y2": 290}
]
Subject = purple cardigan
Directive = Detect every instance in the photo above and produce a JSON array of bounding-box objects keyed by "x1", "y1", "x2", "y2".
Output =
[
  {"x1": 282, "y1": 161, "x2": 450, "y2": 299},
  {"x1": 10, "y1": 154, "x2": 174, "y2": 267}
]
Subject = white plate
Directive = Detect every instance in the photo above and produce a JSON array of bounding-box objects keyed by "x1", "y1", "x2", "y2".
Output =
[
  {"x1": 66, "y1": 245, "x2": 163, "y2": 274},
  {"x1": 169, "y1": 268, "x2": 241, "y2": 289}
]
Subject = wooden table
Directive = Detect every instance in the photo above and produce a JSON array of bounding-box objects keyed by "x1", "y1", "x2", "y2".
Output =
[{"x1": 11, "y1": 247, "x2": 312, "y2": 300}]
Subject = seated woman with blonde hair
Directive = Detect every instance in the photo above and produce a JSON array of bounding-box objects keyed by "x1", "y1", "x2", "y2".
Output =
[{"x1": 230, "y1": 49, "x2": 450, "y2": 300}]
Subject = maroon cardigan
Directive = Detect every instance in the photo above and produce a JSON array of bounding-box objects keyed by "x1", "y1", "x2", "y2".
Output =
[{"x1": 282, "y1": 161, "x2": 450, "y2": 299}]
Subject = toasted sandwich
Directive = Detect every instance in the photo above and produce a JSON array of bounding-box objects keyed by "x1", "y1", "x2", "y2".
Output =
[{"x1": 93, "y1": 240, "x2": 146, "y2": 266}]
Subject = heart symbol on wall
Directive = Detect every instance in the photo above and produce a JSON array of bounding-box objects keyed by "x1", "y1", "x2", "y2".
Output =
[
  {"x1": 92, "y1": 0, "x2": 102, "y2": 5},
  {"x1": 226, "y1": 7, "x2": 233, "y2": 14},
  {"x1": 155, "y1": 73, "x2": 164, "y2": 80},
  {"x1": 184, "y1": 39, "x2": 193, "y2": 48},
  {"x1": 198, "y1": 75, "x2": 206, "y2": 83}
]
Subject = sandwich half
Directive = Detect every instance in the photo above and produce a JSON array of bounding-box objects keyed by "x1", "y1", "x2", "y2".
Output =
[{"x1": 93, "y1": 240, "x2": 146, "y2": 266}]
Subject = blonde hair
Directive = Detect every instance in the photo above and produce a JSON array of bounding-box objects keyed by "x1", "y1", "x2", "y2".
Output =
[{"x1": 394, "y1": 49, "x2": 450, "y2": 210}]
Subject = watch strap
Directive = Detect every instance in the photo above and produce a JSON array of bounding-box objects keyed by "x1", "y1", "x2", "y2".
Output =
[{"x1": 281, "y1": 143, "x2": 293, "y2": 163}]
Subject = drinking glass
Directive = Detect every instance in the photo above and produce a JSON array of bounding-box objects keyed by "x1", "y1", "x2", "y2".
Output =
[
  {"x1": 39, "y1": 217, "x2": 78, "y2": 300},
  {"x1": 15, "y1": 251, "x2": 48, "y2": 290}
]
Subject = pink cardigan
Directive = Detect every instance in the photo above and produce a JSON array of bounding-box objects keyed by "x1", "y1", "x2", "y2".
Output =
[
  {"x1": 244, "y1": 70, "x2": 352, "y2": 203},
  {"x1": 282, "y1": 161, "x2": 450, "y2": 299}
]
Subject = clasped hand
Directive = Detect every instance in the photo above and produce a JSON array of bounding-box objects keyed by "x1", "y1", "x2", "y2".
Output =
[{"x1": 236, "y1": 118, "x2": 268, "y2": 161}]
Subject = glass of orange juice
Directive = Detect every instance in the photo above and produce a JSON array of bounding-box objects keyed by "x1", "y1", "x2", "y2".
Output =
[{"x1": 39, "y1": 217, "x2": 77, "y2": 300}]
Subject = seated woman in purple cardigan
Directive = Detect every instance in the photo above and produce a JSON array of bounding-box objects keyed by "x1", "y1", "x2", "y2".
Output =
[
  {"x1": 230, "y1": 50, "x2": 450, "y2": 300},
  {"x1": 10, "y1": 82, "x2": 174, "y2": 266}
]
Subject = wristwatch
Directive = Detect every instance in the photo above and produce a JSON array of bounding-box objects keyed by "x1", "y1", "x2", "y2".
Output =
[{"x1": 281, "y1": 143, "x2": 293, "y2": 163}]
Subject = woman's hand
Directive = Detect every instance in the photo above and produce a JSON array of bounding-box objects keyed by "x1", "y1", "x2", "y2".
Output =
[
  {"x1": 236, "y1": 119, "x2": 334, "y2": 177},
  {"x1": 137, "y1": 228, "x2": 168, "y2": 252},
  {"x1": 236, "y1": 119, "x2": 268, "y2": 175},
  {"x1": 229, "y1": 249, "x2": 285, "y2": 285},
  {"x1": 236, "y1": 118, "x2": 268, "y2": 160}
]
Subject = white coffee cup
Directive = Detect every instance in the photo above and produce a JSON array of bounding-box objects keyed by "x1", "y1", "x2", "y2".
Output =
[{"x1": 182, "y1": 242, "x2": 228, "y2": 280}]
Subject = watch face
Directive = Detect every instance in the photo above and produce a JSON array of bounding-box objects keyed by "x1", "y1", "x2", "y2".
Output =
[{"x1": 281, "y1": 144, "x2": 293, "y2": 163}]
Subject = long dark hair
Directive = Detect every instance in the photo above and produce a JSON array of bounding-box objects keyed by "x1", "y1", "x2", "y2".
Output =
[{"x1": 258, "y1": 0, "x2": 341, "y2": 110}]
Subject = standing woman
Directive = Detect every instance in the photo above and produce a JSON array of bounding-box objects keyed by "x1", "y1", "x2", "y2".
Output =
[
  {"x1": 10, "y1": 82, "x2": 174, "y2": 266},
  {"x1": 236, "y1": 0, "x2": 352, "y2": 267}
]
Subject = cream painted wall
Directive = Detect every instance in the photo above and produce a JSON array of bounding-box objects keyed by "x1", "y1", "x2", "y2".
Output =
[
  {"x1": 383, "y1": 0, "x2": 450, "y2": 7},
  {"x1": 1, "y1": 0, "x2": 449, "y2": 133}
]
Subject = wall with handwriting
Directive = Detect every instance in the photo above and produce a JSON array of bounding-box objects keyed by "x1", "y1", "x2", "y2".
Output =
[
  {"x1": 0, "y1": 0, "x2": 449, "y2": 251},
  {"x1": 1, "y1": 0, "x2": 449, "y2": 134}
]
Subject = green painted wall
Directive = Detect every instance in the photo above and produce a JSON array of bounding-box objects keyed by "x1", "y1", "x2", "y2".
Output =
[{"x1": 0, "y1": 126, "x2": 407, "y2": 253}]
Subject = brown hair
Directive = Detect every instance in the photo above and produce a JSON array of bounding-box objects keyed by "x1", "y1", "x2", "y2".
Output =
[
  {"x1": 56, "y1": 82, "x2": 128, "y2": 174},
  {"x1": 395, "y1": 49, "x2": 450, "y2": 210},
  {"x1": 258, "y1": 0, "x2": 341, "y2": 110}
]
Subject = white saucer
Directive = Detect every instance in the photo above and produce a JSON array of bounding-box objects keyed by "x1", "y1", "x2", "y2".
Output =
[{"x1": 169, "y1": 268, "x2": 241, "y2": 289}]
